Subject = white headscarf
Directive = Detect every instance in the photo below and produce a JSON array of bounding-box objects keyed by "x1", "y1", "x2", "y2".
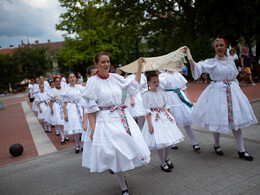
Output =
[{"x1": 119, "y1": 46, "x2": 187, "y2": 73}]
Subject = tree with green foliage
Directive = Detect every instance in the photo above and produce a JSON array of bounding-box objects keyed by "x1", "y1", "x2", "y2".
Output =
[
  {"x1": 56, "y1": 0, "x2": 260, "y2": 72},
  {"x1": 0, "y1": 54, "x2": 20, "y2": 91},
  {"x1": 13, "y1": 46, "x2": 52, "y2": 79},
  {"x1": 56, "y1": 0, "x2": 122, "y2": 73}
]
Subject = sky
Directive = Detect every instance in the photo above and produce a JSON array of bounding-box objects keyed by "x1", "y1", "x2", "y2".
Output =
[{"x1": 0, "y1": 0, "x2": 68, "y2": 49}]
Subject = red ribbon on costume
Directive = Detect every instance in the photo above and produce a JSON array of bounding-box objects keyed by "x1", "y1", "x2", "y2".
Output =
[
  {"x1": 97, "y1": 71, "x2": 109, "y2": 79},
  {"x1": 150, "y1": 107, "x2": 174, "y2": 123}
]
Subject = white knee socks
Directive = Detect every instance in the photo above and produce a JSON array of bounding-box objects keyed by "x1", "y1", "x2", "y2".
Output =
[
  {"x1": 114, "y1": 172, "x2": 127, "y2": 191},
  {"x1": 157, "y1": 149, "x2": 166, "y2": 165},
  {"x1": 184, "y1": 125, "x2": 197, "y2": 145},
  {"x1": 213, "y1": 132, "x2": 221, "y2": 146},
  {"x1": 232, "y1": 129, "x2": 245, "y2": 152},
  {"x1": 164, "y1": 146, "x2": 172, "y2": 161},
  {"x1": 57, "y1": 125, "x2": 65, "y2": 139},
  {"x1": 74, "y1": 133, "x2": 81, "y2": 147}
]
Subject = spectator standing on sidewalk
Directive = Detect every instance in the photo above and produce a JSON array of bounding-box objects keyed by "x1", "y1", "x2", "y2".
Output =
[{"x1": 241, "y1": 46, "x2": 256, "y2": 86}]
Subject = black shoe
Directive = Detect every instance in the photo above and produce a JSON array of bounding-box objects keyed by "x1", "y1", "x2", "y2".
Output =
[
  {"x1": 122, "y1": 189, "x2": 129, "y2": 195},
  {"x1": 56, "y1": 132, "x2": 60, "y2": 136},
  {"x1": 161, "y1": 164, "x2": 171, "y2": 172},
  {"x1": 171, "y1": 145, "x2": 179, "y2": 150},
  {"x1": 75, "y1": 146, "x2": 80, "y2": 153},
  {"x1": 165, "y1": 159, "x2": 174, "y2": 169},
  {"x1": 193, "y1": 144, "x2": 200, "y2": 152},
  {"x1": 52, "y1": 125, "x2": 55, "y2": 128},
  {"x1": 238, "y1": 151, "x2": 254, "y2": 161},
  {"x1": 214, "y1": 145, "x2": 223, "y2": 155},
  {"x1": 109, "y1": 169, "x2": 114, "y2": 174},
  {"x1": 61, "y1": 139, "x2": 65, "y2": 144},
  {"x1": 65, "y1": 137, "x2": 70, "y2": 141}
]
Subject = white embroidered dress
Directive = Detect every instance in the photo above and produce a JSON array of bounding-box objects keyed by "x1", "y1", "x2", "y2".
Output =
[
  {"x1": 32, "y1": 84, "x2": 40, "y2": 112},
  {"x1": 159, "y1": 72, "x2": 193, "y2": 127},
  {"x1": 82, "y1": 73, "x2": 151, "y2": 173},
  {"x1": 142, "y1": 90, "x2": 184, "y2": 150},
  {"x1": 49, "y1": 88, "x2": 64, "y2": 126},
  {"x1": 28, "y1": 83, "x2": 34, "y2": 99},
  {"x1": 125, "y1": 73, "x2": 147, "y2": 117},
  {"x1": 35, "y1": 92, "x2": 51, "y2": 123},
  {"x1": 61, "y1": 84, "x2": 85, "y2": 135},
  {"x1": 192, "y1": 57, "x2": 257, "y2": 133}
]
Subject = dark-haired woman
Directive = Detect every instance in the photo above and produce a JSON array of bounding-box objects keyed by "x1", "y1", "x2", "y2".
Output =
[
  {"x1": 61, "y1": 73, "x2": 86, "y2": 153},
  {"x1": 82, "y1": 52, "x2": 150, "y2": 195},
  {"x1": 142, "y1": 73, "x2": 184, "y2": 172},
  {"x1": 185, "y1": 38, "x2": 257, "y2": 160},
  {"x1": 49, "y1": 77, "x2": 66, "y2": 143}
]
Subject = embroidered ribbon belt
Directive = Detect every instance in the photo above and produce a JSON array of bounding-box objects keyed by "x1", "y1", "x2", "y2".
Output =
[
  {"x1": 99, "y1": 105, "x2": 131, "y2": 136},
  {"x1": 56, "y1": 100, "x2": 63, "y2": 120},
  {"x1": 67, "y1": 101, "x2": 83, "y2": 125},
  {"x1": 150, "y1": 107, "x2": 174, "y2": 122},
  {"x1": 165, "y1": 88, "x2": 193, "y2": 108},
  {"x1": 214, "y1": 80, "x2": 234, "y2": 123}
]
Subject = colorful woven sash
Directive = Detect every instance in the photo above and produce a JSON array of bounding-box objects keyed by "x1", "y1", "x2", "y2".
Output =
[
  {"x1": 223, "y1": 81, "x2": 233, "y2": 123},
  {"x1": 165, "y1": 88, "x2": 193, "y2": 108},
  {"x1": 150, "y1": 107, "x2": 174, "y2": 122},
  {"x1": 99, "y1": 105, "x2": 131, "y2": 136},
  {"x1": 67, "y1": 101, "x2": 83, "y2": 125}
]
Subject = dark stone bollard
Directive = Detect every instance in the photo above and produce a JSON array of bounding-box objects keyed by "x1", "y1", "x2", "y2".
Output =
[{"x1": 9, "y1": 143, "x2": 24, "y2": 157}]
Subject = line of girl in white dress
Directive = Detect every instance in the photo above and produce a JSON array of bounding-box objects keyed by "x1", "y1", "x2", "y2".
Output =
[{"x1": 142, "y1": 72, "x2": 184, "y2": 172}]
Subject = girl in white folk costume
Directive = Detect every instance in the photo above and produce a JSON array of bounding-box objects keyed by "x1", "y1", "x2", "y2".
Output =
[
  {"x1": 62, "y1": 73, "x2": 86, "y2": 153},
  {"x1": 82, "y1": 52, "x2": 150, "y2": 195},
  {"x1": 32, "y1": 77, "x2": 40, "y2": 112},
  {"x1": 35, "y1": 83, "x2": 52, "y2": 132},
  {"x1": 28, "y1": 78, "x2": 35, "y2": 102},
  {"x1": 49, "y1": 80, "x2": 56, "y2": 128},
  {"x1": 185, "y1": 38, "x2": 257, "y2": 160},
  {"x1": 49, "y1": 77, "x2": 67, "y2": 143},
  {"x1": 142, "y1": 72, "x2": 184, "y2": 172},
  {"x1": 124, "y1": 72, "x2": 147, "y2": 129},
  {"x1": 159, "y1": 70, "x2": 200, "y2": 152}
]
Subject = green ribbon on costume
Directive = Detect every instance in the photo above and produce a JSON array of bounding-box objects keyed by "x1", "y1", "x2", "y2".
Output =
[{"x1": 165, "y1": 88, "x2": 193, "y2": 108}]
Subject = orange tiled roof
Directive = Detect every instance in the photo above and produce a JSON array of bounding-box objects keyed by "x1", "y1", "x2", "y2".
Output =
[{"x1": 0, "y1": 40, "x2": 65, "y2": 56}]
